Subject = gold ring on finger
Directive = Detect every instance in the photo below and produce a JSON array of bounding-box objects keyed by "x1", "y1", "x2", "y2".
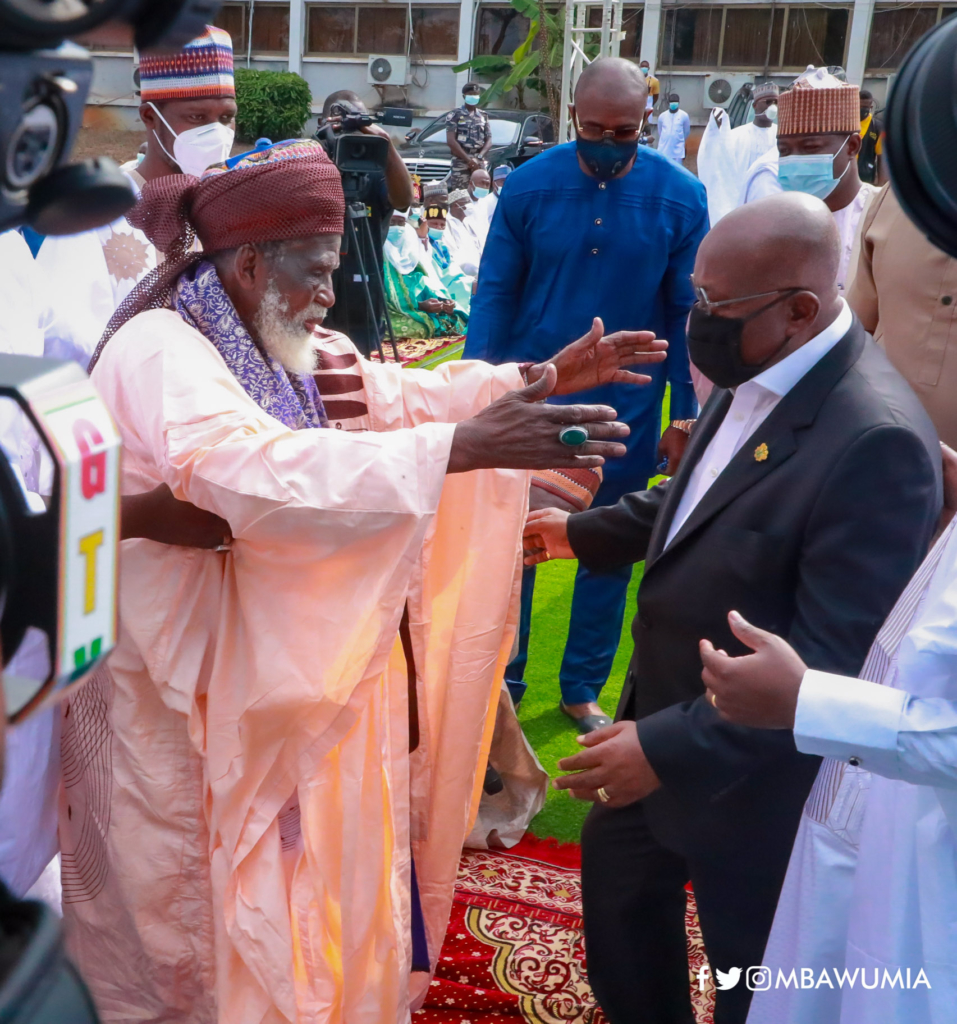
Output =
[
  {"x1": 597, "y1": 786, "x2": 611, "y2": 803},
  {"x1": 710, "y1": 692, "x2": 718, "y2": 708}
]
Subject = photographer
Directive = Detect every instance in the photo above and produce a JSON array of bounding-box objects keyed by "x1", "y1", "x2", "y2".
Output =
[{"x1": 317, "y1": 90, "x2": 413, "y2": 355}]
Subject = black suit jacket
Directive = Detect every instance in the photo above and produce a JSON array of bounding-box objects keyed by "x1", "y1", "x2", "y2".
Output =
[{"x1": 568, "y1": 320, "x2": 942, "y2": 858}]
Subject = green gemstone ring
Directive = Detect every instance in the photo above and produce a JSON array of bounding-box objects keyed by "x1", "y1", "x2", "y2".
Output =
[{"x1": 559, "y1": 426, "x2": 589, "y2": 447}]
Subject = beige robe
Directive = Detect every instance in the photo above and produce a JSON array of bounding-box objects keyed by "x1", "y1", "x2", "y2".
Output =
[
  {"x1": 61, "y1": 310, "x2": 529, "y2": 1024},
  {"x1": 847, "y1": 183, "x2": 957, "y2": 447}
]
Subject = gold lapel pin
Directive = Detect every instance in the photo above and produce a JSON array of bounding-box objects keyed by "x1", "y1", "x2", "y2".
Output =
[{"x1": 754, "y1": 443, "x2": 769, "y2": 462}]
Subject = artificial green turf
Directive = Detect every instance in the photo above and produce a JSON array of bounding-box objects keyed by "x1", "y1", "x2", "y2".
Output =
[
  {"x1": 516, "y1": 388, "x2": 672, "y2": 844},
  {"x1": 517, "y1": 558, "x2": 644, "y2": 844}
]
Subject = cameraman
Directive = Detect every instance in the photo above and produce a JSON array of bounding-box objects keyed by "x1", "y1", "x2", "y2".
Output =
[{"x1": 318, "y1": 90, "x2": 414, "y2": 356}]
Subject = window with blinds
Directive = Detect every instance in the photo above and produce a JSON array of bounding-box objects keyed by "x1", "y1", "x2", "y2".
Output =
[
  {"x1": 659, "y1": 5, "x2": 850, "y2": 71},
  {"x1": 866, "y1": 4, "x2": 957, "y2": 70},
  {"x1": 305, "y1": 3, "x2": 459, "y2": 56}
]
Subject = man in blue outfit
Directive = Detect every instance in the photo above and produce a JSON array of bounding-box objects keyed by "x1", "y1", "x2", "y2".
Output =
[{"x1": 464, "y1": 58, "x2": 708, "y2": 731}]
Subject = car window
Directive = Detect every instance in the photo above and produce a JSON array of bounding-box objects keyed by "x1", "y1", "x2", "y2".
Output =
[
  {"x1": 540, "y1": 117, "x2": 555, "y2": 143},
  {"x1": 489, "y1": 119, "x2": 520, "y2": 146},
  {"x1": 416, "y1": 115, "x2": 520, "y2": 147},
  {"x1": 418, "y1": 119, "x2": 451, "y2": 144},
  {"x1": 522, "y1": 116, "x2": 542, "y2": 140}
]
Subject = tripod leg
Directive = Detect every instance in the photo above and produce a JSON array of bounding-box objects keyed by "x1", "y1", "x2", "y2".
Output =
[
  {"x1": 359, "y1": 215, "x2": 401, "y2": 364},
  {"x1": 347, "y1": 214, "x2": 386, "y2": 363}
]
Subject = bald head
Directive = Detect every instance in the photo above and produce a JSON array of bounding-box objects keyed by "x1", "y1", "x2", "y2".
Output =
[
  {"x1": 691, "y1": 193, "x2": 844, "y2": 373},
  {"x1": 574, "y1": 58, "x2": 647, "y2": 108},
  {"x1": 571, "y1": 59, "x2": 647, "y2": 180},
  {"x1": 701, "y1": 193, "x2": 840, "y2": 294}
]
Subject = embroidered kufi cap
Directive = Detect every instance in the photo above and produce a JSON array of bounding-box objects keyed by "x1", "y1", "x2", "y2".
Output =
[
  {"x1": 778, "y1": 66, "x2": 860, "y2": 136},
  {"x1": 139, "y1": 26, "x2": 235, "y2": 103}
]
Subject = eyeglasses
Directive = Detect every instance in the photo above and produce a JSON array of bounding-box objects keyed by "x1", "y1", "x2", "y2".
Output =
[
  {"x1": 574, "y1": 115, "x2": 642, "y2": 144},
  {"x1": 690, "y1": 278, "x2": 805, "y2": 316}
]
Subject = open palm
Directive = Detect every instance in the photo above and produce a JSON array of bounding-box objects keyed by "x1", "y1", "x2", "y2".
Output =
[{"x1": 536, "y1": 317, "x2": 668, "y2": 396}]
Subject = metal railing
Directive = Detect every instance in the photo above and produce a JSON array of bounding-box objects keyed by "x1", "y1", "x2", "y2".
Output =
[{"x1": 557, "y1": 0, "x2": 627, "y2": 143}]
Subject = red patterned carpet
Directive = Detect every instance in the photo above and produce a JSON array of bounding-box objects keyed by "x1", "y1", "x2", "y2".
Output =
[{"x1": 417, "y1": 834, "x2": 715, "y2": 1024}]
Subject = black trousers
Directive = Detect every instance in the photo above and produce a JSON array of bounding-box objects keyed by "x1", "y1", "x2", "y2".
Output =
[{"x1": 581, "y1": 800, "x2": 790, "y2": 1024}]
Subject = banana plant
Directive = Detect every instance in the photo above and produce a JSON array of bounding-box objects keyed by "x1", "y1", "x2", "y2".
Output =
[{"x1": 453, "y1": 0, "x2": 557, "y2": 110}]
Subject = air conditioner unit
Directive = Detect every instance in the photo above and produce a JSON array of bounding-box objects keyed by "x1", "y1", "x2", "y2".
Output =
[
  {"x1": 367, "y1": 55, "x2": 410, "y2": 86},
  {"x1": 703, "y1": 73, "x2": 754, "y2": 109}
]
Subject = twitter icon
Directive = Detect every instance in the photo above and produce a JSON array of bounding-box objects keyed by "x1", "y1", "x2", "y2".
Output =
[{"x1": 715, "y1": 967, "x2": 742, "y2": 990}]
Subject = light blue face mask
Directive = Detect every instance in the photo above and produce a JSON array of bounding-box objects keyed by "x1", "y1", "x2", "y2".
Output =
[
  {"x1": 464, "y1": 94, "x2": 480, "y2": 106},
  {"x1": 387, "y1": 225, "x2": 405, "y2": 244},
  {"x1": 428, "y1": 227, "x2": 445, "y2": 241},
  {"x1": 472, "y1": 186, "x2": 490, "y2": 199},
  {"x1": 669, "y1": 102, "x2": 679, "y2": 112},
  {"x1": 778, "y1": 136, "x2": 850, "y2": 200}
]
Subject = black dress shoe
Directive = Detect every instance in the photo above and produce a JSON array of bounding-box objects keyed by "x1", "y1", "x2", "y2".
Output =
[
  {"x1": 483, "y1": 763, "x2": 505, "y2": 795},
  {"x1": 559, "y1": 701, "x2": 613, "y2": 735}
]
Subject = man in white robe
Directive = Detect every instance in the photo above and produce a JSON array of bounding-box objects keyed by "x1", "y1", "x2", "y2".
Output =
[
  {"x1": 740, "y1": 68, "x2": 878, "y2": 291},
  {"x1": 701, "y1": 449, "x2": 957, "y2": 1024},
  {"x1": 698, "y1": 82, "x2": 779, "y2": 225},
  {"x1": 67, "y1": 138, "x2": 667, "y2": 1024}
]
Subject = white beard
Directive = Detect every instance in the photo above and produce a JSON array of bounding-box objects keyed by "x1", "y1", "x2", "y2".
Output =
[{"x1": 253, "y1": 278, "x2": 326, "y2": 376}]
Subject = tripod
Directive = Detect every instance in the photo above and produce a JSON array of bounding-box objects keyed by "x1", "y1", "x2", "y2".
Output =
[{"x1": 343, "y1": 198, "x2": 400, "y2": 364}]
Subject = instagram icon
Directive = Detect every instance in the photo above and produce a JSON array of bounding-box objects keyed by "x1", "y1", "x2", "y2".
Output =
[{"x1": 747, "y1": 967, "x2": 772, "y2": 991}]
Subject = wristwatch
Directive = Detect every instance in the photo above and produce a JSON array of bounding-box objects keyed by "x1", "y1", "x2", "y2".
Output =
[{"x1": 669, "y1": 419, "x2": 696, "y2": 435}]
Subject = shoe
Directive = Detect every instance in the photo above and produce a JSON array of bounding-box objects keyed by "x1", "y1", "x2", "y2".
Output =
[
  {"x1": 483, "y1": 763, "x2": 505, "y2": 795},
  {"x1": 559, "y1": 701, "x2": 613, "y2": 735}
]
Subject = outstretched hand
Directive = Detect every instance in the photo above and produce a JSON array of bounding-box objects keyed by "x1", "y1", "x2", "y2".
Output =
[
  {"x1": 700, "y1": 611, "x2": 807, "y2": 729},
  {"x1": 528, "y1": 318, "x2": 667, "y2": 396},
  {"x1": 447, "y1": 364, "x2": 631, "y2": 474}
]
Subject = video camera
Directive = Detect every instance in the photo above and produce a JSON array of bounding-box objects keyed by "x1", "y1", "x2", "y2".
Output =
[
  {"x1": 315, "y1": 100, "x2": 413, "y2": 182},
  {"x1": 0, "y1": 0, "x2": 223, "y2": 237}
]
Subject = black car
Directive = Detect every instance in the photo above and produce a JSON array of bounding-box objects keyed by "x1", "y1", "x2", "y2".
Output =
[{"x1": 398, "y1": 109, "x2": 556, "y2": 184}]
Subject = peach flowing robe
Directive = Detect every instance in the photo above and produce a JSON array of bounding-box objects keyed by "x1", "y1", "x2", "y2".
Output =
[{"x1": 60, "y1": 310, "x2": 529, "y2": 1024}]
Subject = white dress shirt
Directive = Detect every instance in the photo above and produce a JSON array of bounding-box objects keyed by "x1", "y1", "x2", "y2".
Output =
[{"x1": 666, "y1": 299, "x2": 852, "y2": 548}]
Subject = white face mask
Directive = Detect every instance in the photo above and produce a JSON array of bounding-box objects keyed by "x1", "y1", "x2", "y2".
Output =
[{"x1": 148, "y1": 102, "x2": 235, "y2": 178}]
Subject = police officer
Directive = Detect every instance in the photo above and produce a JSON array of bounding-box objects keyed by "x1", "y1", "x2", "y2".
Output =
[{"x1": 445, "y1": 83, "x2": 492, "y2": 190}]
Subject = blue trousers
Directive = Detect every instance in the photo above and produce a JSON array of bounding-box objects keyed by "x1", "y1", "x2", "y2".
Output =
[{"x1": 505, "y1": 560, "x2": 634, "y2": 707}]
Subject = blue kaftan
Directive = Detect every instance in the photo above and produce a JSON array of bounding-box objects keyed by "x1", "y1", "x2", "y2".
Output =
[
  {"x1": 464, "y1": 142, "x2": 708, "y2": 705},
  {"x1": 464, "y1": 141, "x2": 707, "y2": 503}
]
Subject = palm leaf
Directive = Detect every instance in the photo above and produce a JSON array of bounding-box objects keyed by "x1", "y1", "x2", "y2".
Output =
[
  {"x1": 453, "y1": 55, "x2": 513, "y2": 73},
  {"x1": 501, "y1": 50, "x2": 541, "y2": 92},
  {"x1": 512, "y1": 19, "x2": 540, "y2": 63},
  {"x1": 479, "y1": 76, "x2": 508, "y2": 108}
]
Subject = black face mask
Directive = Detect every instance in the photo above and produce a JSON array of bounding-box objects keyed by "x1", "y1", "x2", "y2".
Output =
[{"x1": 686, "y1": 293, "x2": 795, "y2": 390}]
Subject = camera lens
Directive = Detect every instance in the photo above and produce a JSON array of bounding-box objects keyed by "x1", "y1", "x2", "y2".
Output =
[{"x1": 6, "y1": 102, "x2": 60, "y2": 190}]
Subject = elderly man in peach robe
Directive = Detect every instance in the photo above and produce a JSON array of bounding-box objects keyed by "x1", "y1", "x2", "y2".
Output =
[{"x1": 59, "y1": 140, "x2": 666, "y2": 1024}]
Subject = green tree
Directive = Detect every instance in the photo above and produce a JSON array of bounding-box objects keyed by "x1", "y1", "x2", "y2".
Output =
[
  {"x1": 233, "y1": 68, "x2": 313, "y2": 142},
  {"x1": 453, "y1": 0, "x2": 563, "y2": 111}
]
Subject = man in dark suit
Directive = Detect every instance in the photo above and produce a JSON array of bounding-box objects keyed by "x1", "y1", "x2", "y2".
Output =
[{"x1": 524, "y1": 193, "x2": 942, "y2": 1024}]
